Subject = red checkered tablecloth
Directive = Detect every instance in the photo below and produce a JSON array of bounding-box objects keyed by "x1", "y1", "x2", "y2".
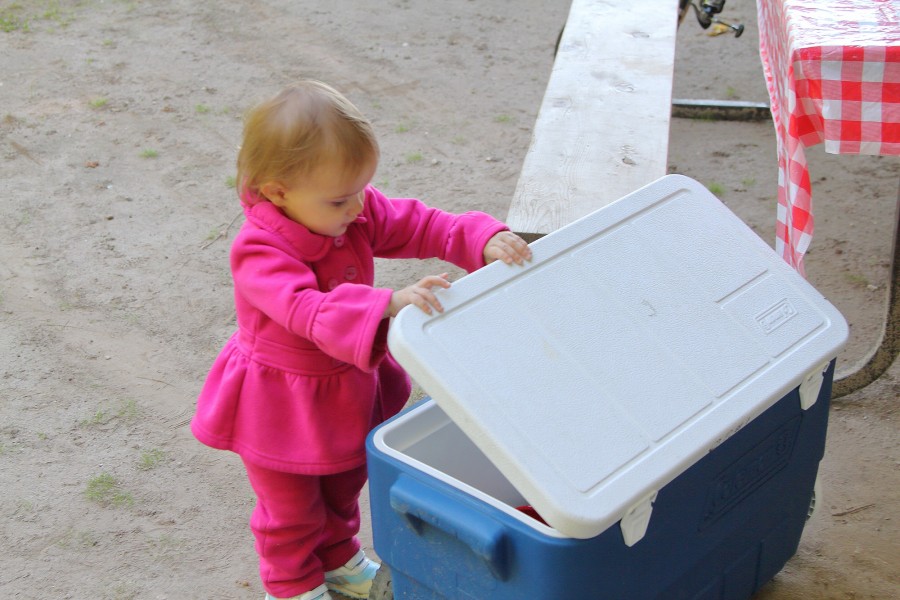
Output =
[{"x1": 757, "y1": 0, "x2": 900, "y2": 274}]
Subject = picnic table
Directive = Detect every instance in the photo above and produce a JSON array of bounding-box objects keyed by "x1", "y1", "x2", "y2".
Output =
[
  {"x1": 756, "y1": 0, "x2": 900, "y2": 396},
  {"x1": 505, "y1": 0, "x2": 897, "y2": 397}
]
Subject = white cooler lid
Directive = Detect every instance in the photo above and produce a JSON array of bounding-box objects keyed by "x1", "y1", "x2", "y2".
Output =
[{"x1": 387, "y1": 175, "x2": 848, "y2": 539}]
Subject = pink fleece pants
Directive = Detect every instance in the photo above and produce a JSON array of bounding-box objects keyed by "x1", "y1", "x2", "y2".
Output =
[{"x1": 242, "y1": 459, "x2": 368, "y2": 598}]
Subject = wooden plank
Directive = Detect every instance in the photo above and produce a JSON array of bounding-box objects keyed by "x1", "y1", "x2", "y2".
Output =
[{"x1": 506, "y1": 0, "x2": 679, "y2": 241}]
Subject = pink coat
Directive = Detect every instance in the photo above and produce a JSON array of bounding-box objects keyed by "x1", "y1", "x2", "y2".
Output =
[{"x1": 191, "y1": 185, "x2": 507, "y2": 474}]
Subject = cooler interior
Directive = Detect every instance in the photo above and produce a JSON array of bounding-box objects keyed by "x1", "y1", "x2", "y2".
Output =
[{"x1": 377, "y1": 400, "x2": 553, "y2": 531}]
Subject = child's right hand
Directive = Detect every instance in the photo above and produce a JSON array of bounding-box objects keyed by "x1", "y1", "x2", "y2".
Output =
[{"x1": 385, "y1": 273, "x2": 451, "y2": 318}]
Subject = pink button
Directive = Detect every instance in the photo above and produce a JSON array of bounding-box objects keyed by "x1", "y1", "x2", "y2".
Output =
[
  {"x1": 344, "y1": 266, "x2": 358, "y2": 280},
  {"x1": 327, "y1": 278, "x2": 339, "y2": 290},
  {"x1": 334, "y1": 236, "x2": 345, "y2": 248}
]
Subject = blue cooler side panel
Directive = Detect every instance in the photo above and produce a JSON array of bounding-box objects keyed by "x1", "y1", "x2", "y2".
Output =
[{"x1": 366, "y1": 361, "x2": 834, "y2": 600}]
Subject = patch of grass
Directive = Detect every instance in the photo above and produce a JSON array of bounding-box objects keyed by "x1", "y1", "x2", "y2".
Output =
[
  {"x1": 84, "y1": 473, "x2": 133, "y2": 507},
  {"x1": 845, "y1": 272, "x2": 870, "y2": 288},
  {"x1": 195, "y1": 104, "x2": 211, "y2": 114},
  {"x1": 707, "y1": 182, "x2": 725, "y2": 197},
  {"x1": 0, "y1": 18, "x2": 26, "y2": 33},
  {"x1": 0, "y1": 16, "x2": 27, "y2": 32},
  {"x1": 405, "y1": 152, "x2": 423, "y2": 164},
  {"x1": 54, "y1": 529, "x2": 99, "y2": 549},
  {"x1": 76, "y1": 530, "x2": 100, "y2": 548},
  {"x1": 494, "y1": 114, "x2": 513, "y2": 123},
  {"x1": 137, "y1": 449, "x2": 166, "y2": 471},
  {"x1": 725, "y1": 86, "x2": 738, "y2": 100},
  {"x1": 80, "y1": 408, "x2": 110, "y2": 427},
  {"x1": 56, "y1": 529, "x2": 100, "y2": 548},
  {"x1": 225, "y1": 175, "x2": 236, "y2": 188},
  {"x1": 117, "y1": 398, "x2": 140, "y2": 422},
  {"x1": 394, "y1": 123, "x2": 410, "y2": 133},
  {"x1": 1, "y1": 1, "x2": 77, "y2": 32},
  {"x1": 147, "y1": 533, "x2": 184, "y2": 561},
  {"x1": 140, "y1": 148, "x2": 159, "y2": 158},
  {"x1": 0, "y1": 3, "x2": 29, "y2": 32},
  {"x1": 108, "y1": 581, "x2": 138, "y2": 600},
  {"x1": 741, "y1": 177, "x2": 756, "y2": 187},
  {"x1": 80, "y1": 399, "x2": 140, "y2": 427},
  {"x1": 89, "y1": 97, "x2": 108, "y2": 109},
  {"x1": 14, "y1": 500, "x2": 35, "y2": 516},
  {"x1": 40, "y1": 2, "x2": 64, "y2": 22}
]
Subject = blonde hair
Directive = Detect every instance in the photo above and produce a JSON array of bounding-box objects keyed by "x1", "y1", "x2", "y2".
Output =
[{"x1": 236, "y1": 80, "x2": 379, "y2": 197}]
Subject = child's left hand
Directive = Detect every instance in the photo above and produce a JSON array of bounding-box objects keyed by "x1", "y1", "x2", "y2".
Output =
[{"x1": 484, "y1": 230, "x2": 532, "y2": 266}]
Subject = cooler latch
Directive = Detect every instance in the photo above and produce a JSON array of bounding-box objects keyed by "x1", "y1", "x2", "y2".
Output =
[
  {"x1": 799, "y1": 362, "x2": 829, "y2": 410},
  {"x1": 620, "y1": 490, "x2": 657, "y2": 546}
]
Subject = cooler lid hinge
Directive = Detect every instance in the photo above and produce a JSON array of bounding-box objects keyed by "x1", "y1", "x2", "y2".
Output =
[
  {"x1": 799, "y1": 362, "x2": 829, "y2": 410},
  {"x1": 620, "y1": 490, "x2": 657, "y2": 546}
]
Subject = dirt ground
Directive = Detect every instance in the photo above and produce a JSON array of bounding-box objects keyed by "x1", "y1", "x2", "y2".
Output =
[{"x1": 1, "y1": 0, "x2": 897, "y2": 598}]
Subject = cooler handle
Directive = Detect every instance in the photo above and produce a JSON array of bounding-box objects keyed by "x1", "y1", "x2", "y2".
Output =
[{"x1": 389, "y1": 475, "x2": 509, "y2": 580}]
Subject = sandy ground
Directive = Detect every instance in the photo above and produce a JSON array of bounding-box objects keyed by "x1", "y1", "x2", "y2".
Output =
[{"x1": 0, "y1": 0, "x2": 897, "y2": 598}]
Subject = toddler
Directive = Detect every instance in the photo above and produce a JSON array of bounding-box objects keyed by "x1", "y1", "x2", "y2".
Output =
[{"x1": 191, "y1": 80, "x2": 531, "y2": 600}]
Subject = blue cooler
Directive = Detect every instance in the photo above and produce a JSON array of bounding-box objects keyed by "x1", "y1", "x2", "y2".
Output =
[{"x1": 366, "y1": 175, "x2": 848, "y2": 599}]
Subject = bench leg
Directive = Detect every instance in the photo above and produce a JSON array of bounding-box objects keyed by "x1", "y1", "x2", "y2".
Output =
[{"x1": 833, "y1": 178, "x2": 900, "y2": 398}]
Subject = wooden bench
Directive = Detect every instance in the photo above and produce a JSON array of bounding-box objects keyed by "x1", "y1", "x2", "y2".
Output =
[{"x1": 506, "y1": 0, "x2": 679, "y2": 241}]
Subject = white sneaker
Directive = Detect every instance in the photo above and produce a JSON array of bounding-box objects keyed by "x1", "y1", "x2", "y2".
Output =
[
  {"x1": 265, "y1": 583, "x2": 333, "y2": 600},
  {"x1": 325, "y1": 550, "x2": 380, "y2": 599}
]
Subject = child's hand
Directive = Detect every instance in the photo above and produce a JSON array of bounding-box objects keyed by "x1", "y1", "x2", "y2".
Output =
[
  {"x1": 484, "y1": 230, "x2": 533, "y2": 266},
  {"x1": 385, "y1": 273, "x2": 452, "y2": 318}
]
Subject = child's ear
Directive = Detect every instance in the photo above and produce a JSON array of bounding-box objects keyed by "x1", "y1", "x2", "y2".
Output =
[{"x1": 259, "y1": 181, "x2": 287, "y2": 206}]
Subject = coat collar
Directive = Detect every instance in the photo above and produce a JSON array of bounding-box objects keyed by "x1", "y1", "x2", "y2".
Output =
[
  {"x1": 240, "y1": 189, "x2": 368, "y2": 261},
  {"x1": 241, "y1": 190, "x2": 329, "y2": 260}
]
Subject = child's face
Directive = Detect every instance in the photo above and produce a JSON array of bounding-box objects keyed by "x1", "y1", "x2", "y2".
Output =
[{"x1": 263, "y1": 158, "x2": 377, "y2": 237}]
